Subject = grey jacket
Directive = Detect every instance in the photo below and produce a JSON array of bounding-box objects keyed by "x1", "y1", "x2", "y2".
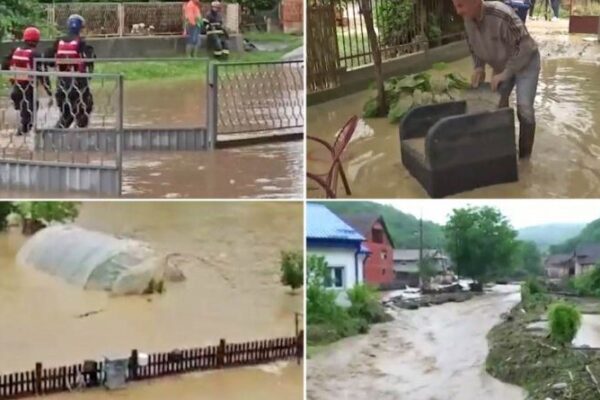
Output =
[{"x1": 464, "y1": 1, "x2": 538, "y2": 76}]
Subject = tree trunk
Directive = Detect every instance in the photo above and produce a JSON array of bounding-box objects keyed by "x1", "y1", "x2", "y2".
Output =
[
  {"x1": 359, "y1": 0, "x2": 387, "y2": 116},
  {"x1": 22, "y1": 219, "x2": 46, "y2": 236}
]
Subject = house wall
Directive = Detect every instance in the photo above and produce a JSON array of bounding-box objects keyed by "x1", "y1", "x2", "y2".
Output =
[
  {"x1": 546, "y1": 265, "x2": 570, "y2": 279},
  {"x1": 362, "y1": 221, "x2": 394, "y2": 286},
  {"x1": 308, "y1": 246, "x2": 364, "y2": 290},
  {"x1": 281, "y1": 0, "x2": 303, "y2": 34}
]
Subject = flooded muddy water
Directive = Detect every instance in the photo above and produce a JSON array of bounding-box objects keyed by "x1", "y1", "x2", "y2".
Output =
[
  {"x1": 307, "y1": 26, "x2": 600, "y2": 198},
  {"x1": 122, "y1": 142, "x2": 303, "y2": 198},
  {"x1": 574, "y1": 314, "x2": 600, "y2": 348},
  {"x1": 308, "y1": 285, "x2": 525, "y2": 400},
  {"x1": 0, "y1": 202, "x2": 303, "y2": 400},
  {"x1": 46, "y1": 363, "x2": 302, "y2": 400}
]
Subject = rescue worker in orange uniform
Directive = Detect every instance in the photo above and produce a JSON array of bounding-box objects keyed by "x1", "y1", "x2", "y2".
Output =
[
  {"x1": 1, "y1": 27, "x2": 52, "y2": 136},
  {"x1": 203, "y1": 1, "x2": 230, "y2": 59},
  {"x1": 46, "y1": 14, "x2": 96, "y2": 129}
]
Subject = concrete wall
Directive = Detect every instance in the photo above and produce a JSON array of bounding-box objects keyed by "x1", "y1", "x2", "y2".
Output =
[
  {"x1": 308, "y1": 40, "x2": 471, "y2": 106},
  {"x1": 0, "y1": 35, "x2": 244, "y2": 59}
]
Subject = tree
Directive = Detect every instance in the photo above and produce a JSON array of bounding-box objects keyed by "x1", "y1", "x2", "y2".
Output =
[
  {"x1": 517, "y1": 241, "x2": 543, "y2": 276},
  {"x1": 358, "y1": 0, "x2": 387, "y2": 116},
  {"x1": 444, "y1": 206, "x2": 519, "y2": 283},
  {"x1": 280, "y1": 250, "x2": 304, "y2": 291},
  {"x1": 0, "y1": 0, "x2": 46, "y2": 41},
  {"x1": 419, "y1": 255, "x2": 438, "y2": 288}
]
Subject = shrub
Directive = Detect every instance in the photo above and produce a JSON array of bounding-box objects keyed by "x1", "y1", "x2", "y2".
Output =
[
  {"x1": 280, "y1": 250, "x2": 303, "y2": 290},
  {"x1": 570, "y1": 267, "x2": 600, "y2": 297},
  {"x1": 14, "y1": 202, "x2": 80, "y2": 225},
  {"x1": 521, "y1": 278, "x2": 546, "y2": 302},
  {"x1": 347, "y1": 284, "x2": 392, "y2": 324},
  {"x1": 548, "y1": 302, "x2": 581, "y2": 345},
  {"x1": 0, "y1": 202, "x2": 13, "y2": 231}
]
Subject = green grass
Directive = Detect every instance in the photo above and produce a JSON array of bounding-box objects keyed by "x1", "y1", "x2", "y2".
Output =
[
  {"x1": 307, "y1": 344, "x2": 330, "y2": 359},
  {"x1": 245, "y1": 31, "x2": 303, "y2": 45}
]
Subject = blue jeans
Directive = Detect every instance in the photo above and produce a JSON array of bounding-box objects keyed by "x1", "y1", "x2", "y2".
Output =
[
  {"x1": 550, "y1": 0, "x2": 560, "y2": 17},
  {"x1": 186, "y1": 25, "x2": 200, "y2": 46},
  {"x1": 498, "y1": 50, "x2": 541, "y2": 124}
]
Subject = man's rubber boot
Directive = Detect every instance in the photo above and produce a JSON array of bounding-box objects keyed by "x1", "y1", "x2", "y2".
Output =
[{"x1": 519, "y1": 120, "x2": 536, "y2": 159}]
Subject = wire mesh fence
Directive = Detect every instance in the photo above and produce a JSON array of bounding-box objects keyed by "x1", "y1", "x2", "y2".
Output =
[
  {"x1": 208, "y1": 60, "x2": 304, "y2": 142},
  {"x1": 0, "y1": 70, "x2": 122, "y2": 196},
  {"x1": 1, "y1": 70, "x2": 121, "y2": 166},
  {"x1": 45, "y1": 2, "x2": 241, "y2": 37}
]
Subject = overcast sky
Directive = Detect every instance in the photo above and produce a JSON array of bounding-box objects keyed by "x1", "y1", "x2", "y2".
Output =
[{"x1": 376, "y1": 200, "x2": 600, "y2": 229}]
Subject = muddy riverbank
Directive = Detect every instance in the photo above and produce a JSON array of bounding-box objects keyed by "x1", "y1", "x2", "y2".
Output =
[
  {"x1": 307, "y1": 285, "x2": 525, "y2": 400},
  {"x1": 0, "y1": 202, "x2": 303, "y2": 375},
  {"x1": 307, "y1": 20, "x2": 600, "y2": 198}
]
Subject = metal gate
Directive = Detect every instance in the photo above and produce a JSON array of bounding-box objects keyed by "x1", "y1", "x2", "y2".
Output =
[
  {"x1": 35, "y1": 58, "x2": 211, "y2": 151},
  {"x1": 207, "y1": 60, "x2": 304, "y2": 147},
  {"x1": 0, "y1": 69, "x2": 123, "y2": 196}
]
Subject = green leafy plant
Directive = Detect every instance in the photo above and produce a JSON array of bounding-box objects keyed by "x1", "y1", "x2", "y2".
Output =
[
  {"x1": 570, "y1": 266, "x2": 600, "y2": 297},
  {"x1": 280, "y1": 250, "x2": 304, "y2": 291},
  {"x1": 347, "y1": 283, "x2": 391, "y2": 324},
  {"x1": 548, "y1": 302, "x2": 581, "y2": 345},
  {"x1": 363, "y1": 69, "x2": 470, "y2": 122},
  {"x1": 375, "y1": 0, "x2": 415, "y2": 48},
  {"x1": 0, "y1": 202, "x2": 14, "y2": 231},
  {"x1": 15, "y1": 202, "x2": 80, "y2": 225}
]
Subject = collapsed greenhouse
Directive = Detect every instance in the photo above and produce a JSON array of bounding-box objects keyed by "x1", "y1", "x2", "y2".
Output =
[{"x1": 17, "y1": 225, "x2": 164, "y2": 295}]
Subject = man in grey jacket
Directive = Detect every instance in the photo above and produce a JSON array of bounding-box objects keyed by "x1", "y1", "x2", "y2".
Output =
[{"x1": 453, "y1": 0, "x2": 541, "y2": 159}]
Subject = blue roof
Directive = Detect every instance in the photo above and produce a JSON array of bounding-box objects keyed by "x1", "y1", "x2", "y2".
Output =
[{"x1": 306, "y1": 203, "x2": 365, "y2": 242}]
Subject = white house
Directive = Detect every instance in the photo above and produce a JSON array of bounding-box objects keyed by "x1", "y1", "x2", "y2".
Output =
[{"x1": 306, "y1": 203, "x2": 369, "y2": 295}]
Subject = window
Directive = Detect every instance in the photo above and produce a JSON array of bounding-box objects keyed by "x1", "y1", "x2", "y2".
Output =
[
  {"x1": 380, "y1": 250, "x2": 387, "y2": 260},
  {"x1": 372, "y1": 228, "x2": 384, "y2": 244},
  {"x1": 382, "y1": 268, "x2": 386, "y2": 276},
  {"x1": 326, "y1": 267, "x2": 345, "y2": 289}
]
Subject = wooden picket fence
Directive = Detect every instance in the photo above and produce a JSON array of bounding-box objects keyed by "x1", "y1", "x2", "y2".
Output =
[{"x1": 0, "y1": 333, "x2": 303, "y2": 399}]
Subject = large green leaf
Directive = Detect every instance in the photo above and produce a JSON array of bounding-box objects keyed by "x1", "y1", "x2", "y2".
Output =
[{"x1": 388, "y1": 95, "x2": 414, "y2": 123}]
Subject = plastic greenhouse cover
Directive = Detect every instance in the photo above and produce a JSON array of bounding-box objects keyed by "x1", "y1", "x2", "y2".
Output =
[{"x1": 17, "y1": 225, "x2": 163, "y2": 294}]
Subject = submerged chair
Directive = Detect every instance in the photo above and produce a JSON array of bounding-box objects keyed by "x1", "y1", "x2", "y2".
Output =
[
  {"x1": 400, "y1": 101, "x2": 518, "y2": 198},
  {"x1": 307, "y1": 115, "x2": 358, "y2": 198}
]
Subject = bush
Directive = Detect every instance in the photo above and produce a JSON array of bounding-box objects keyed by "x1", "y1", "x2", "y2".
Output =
[
  {"x1": 548, "y1": 302, "x2": 581, "y2": 345},
  {"x1": 570, "y1": 267, "x2": 600, "y2": 297},
  {"x1": 14, "y1": 202, "x2": 79, "y2": 225},
  {"x1": 521, "y1": 278, "x2": 546, "y2": 302},
  {"x1": 347, "y1": 284, "x2": 392, "y2": 324},
  {"x1": 280, "y1": 250, "x2": 303, "y2": 290},
  {"x1": 0, "y1": 202, "x2": 13, "y2": 231}
]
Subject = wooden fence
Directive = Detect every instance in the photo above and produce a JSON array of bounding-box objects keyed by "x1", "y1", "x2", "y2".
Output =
[{"x1": 0, "y1": 333, "x2": 303, "y2": 399}]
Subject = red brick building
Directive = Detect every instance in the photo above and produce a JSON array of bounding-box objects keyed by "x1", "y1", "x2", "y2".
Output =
[
  {"x1": 340, "y1": 214, "x2": 395, "y2": 287},
  {"x1": 281, "y1": 0, "x2": 303, "y2": 34}
]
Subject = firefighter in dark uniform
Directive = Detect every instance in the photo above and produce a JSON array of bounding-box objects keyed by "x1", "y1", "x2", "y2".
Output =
[
  {"x1": 203, "y1": 1, "x2": 230, "y2": 59},
  {"x1": 46, "y1": 14, "x2": 96, "y2": 129},
  {"x1": 1, "y1": 27, "x2": 52, "y2": 136}
]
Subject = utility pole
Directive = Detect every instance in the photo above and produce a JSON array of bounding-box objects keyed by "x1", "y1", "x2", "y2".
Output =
[{"x1": 419, "y1": 209, "x2": 423, "y2": 288}]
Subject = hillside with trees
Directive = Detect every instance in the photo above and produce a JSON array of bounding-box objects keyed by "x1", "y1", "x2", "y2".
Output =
[
  {"x1": 550, "y1": 218, "x2": 600, "y2": 254},
  {"x1": 518, "y1": 223, "x2": 585, "y2": 251},
  {"x1": 318, "y1": 201, "x2": 445, "y2": 249}
]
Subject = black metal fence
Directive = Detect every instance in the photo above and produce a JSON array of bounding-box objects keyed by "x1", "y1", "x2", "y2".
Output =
[{"x1": 208, "y1": 60, "x2": 304, "y2": 144}]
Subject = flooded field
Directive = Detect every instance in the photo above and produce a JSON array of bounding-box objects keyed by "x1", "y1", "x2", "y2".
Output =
[
  {"x1": 0, "y1": 78, "x2": 303, "y2": 199},
  {"x1": 307, "y1": 22, "x2": 600, "y2": 198},
  {"x1": 0, "y1": 202, "x2": 303, "y2": 398},
  {"x1": 307, "y1": 285, "x2": 525, "y2": 400}
]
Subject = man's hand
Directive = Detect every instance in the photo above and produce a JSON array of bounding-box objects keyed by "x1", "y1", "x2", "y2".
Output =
[
  {"x1": 471, "y1": 67, "x2": 486, "y2": 88},
  {"x1": 491, "y1": 70, "x2": 510, "y2": 92}
]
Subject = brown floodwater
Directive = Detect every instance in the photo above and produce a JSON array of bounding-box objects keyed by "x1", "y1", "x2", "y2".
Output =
[
  {"x1": 0, "y1": 202, "x2": 303, "y2": 398},
  {"x1": 308, "y1": 285, "x2": 525, "y2": 400},
  {"x1": 307, "y1": 28, "x2": 600, "y2": 198},
  {"x1": 0, "y1": 79, "x2": 303, "y2": 199}
]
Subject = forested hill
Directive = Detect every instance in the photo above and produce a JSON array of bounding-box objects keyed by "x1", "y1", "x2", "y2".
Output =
[
  {"x1": 550, "y1": 219, "x2": 600, "y2": 254},
  {"x1": 316, "y1": 201, "x2": 445, "y2": 249}
]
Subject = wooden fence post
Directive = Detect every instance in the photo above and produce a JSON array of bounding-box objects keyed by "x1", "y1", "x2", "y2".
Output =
[
  {"x1": 129, "y1": 349, "x2": 139, "y2": 381},
  {"x1": 218, "y1": 339, "x2": 226, "y2": 368},
  {"x1": 296, "y1": 330, "x2": 304, "y2": 365},
  {"x1": 34, "y1": 362, "x2": 42, "y2": 395}
]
